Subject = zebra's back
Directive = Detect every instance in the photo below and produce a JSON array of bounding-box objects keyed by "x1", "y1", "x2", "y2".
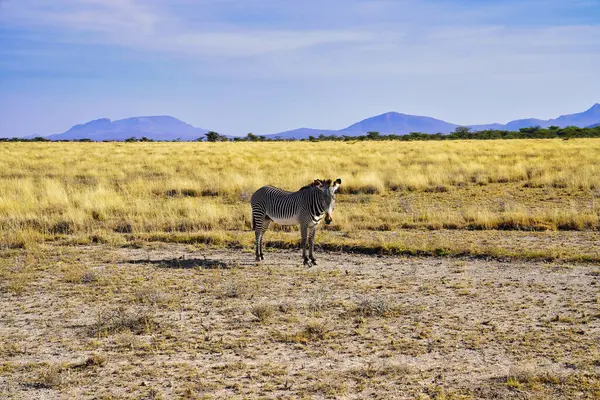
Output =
[{"x1": 251, "y1": 186, "x2": 303, "y2": 226}]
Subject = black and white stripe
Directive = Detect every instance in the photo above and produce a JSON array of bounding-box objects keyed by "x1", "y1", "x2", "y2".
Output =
[{"x1": 250, "y1": 182, "x2": 337, "y2": 265}]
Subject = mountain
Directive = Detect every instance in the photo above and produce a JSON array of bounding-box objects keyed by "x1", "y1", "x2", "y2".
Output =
[
  {"x1": 264, "y1": 112, "x2": 459, "y2": 140},
  {"x1": 551, "y1": 103, "x2": 600, "y2": 128},
  {"x1": 471, "y1": 103, "x2": 600, "y2": 131},
  {"x1": 340, "y1": 112, "x2": 458, "y2": 135},
  {"x1": 588, "y1": 122, "x2": 600, "y2": 128},
  {"x1": 470, "y1": 119, "x2": 546, "y2": 131},
  {"x1": 29, "y1": 104, "x2": 600, "y2": 141},
  {"x1": 45, "y1": 116, "x2": 209, "y2": 141},
  {"x1": 267, "y1": 103, "x2": 600, "y2": 139}
]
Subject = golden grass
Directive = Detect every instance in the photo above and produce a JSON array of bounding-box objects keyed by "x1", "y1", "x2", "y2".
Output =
[{"x1": 1, "y1": 140, "x2": 599, "y2": 252}]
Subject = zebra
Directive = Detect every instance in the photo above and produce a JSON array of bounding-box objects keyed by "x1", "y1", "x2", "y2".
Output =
[{"x1": 251, "y1": 178, "x2": 341, "y2": 265}]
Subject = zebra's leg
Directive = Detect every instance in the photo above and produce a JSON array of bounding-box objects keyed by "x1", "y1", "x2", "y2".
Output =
[
  {"x1": 254, "y1": 229, "x2": 262, "y2": 262},
  {"x1": 254, "y1": 212, "x2": 265, "y2": 261},
  {"x1": 259, "y1": 218, "x2": 271, "y2": 260},
  {"x1": 308, "y1": 226, "x2": 318, "y2": 265},
  {"x1": 300, "y1": 223, "x2": 310, "y2": 265}
]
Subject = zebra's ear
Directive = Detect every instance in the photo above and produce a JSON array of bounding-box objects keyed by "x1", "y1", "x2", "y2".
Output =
[
  {"x1": 312, "y1": 179, "x2": 323, "y2": 187},
  {"x1": 332, "y1": 178, "x2": 341, "y2": 192}
]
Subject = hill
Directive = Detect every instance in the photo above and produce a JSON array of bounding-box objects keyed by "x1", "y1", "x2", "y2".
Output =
[
  {"x1": 268, "y1": 104, "x2": 600, "y2": 139},
  {"x1": 45, "y1": 116, "x2": 209, "y2": 141},
  {"x1": 470, "y1": 104, "x2": 600, "y2": 131},
  {"x1": 26, "y1": 104, "x2": 600, "y2": 141},
  {"x1": 340, "y1": 112, "x2": 457, "y2": 135}
]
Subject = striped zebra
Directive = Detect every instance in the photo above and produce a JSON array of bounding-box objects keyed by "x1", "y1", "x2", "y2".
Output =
[{"x1": 251, "y1": 178, "x2": 341, "y2": 265}]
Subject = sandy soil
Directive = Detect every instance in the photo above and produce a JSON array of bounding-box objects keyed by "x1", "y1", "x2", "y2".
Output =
[{"x1": 1, "y1": 244, "x2": 599, "y2": 399}]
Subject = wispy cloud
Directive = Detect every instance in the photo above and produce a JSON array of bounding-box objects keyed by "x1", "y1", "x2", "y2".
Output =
[
  {"x1": 2, "y1": 0, "x2": 599, "y2": 61},
  {"x1": 2, "y1": 0, "x2": 159, "y2": 34},
  {"x1": 1, "y1": 0, "x2": 375, "y2": 57},
  {"x1": 2, "y1": 0, "x2": 598, "y2": 62}
]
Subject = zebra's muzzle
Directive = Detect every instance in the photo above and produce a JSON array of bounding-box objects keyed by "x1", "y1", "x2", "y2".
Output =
[{"x1": 325, "y1": 214, "x2": 333, "y2": 225}]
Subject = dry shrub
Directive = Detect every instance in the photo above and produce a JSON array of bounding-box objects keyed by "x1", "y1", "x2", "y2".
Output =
[
  {"x1": 251, "y1": 303, "x2": 274, "y2": 323},
  {"x1": 424, "y1": 184, "x2": 450, "y2": 193},
  {"x1": 273, "y1": 320, "x2": 332, "y2": 343},
  {"x1": 277, "y1": 302, "x2": 295, "y2": 314},
  {"x1": 222, "y1": 281, "x2": 246, "y2": 298},
  {"x1": 70, "y1": 353, "x2": 107, "y2": 369},
  {"x1": 50, "y1": 220, "x2": 73, "y2": 234},
  {"x1": 113, "y1": 221, "x2": 133, "y2": 233},
  {"x1": 30, "y1": 364, "x2": 64, "y2": 389},
  {"x1": 302, "y1": 320, "x2": 331, "y2": 340},
  {"x1": 88, "y1": 306, "x2": 158, "y2": 337},
  {"x1": 64, "y1": 267, "x2": 98, "y2": 284},
  {"x1": 134, "y1": 285, "x2": 172, "y2": 306},
  {"x1": 506, "y1": 363, "x2": 565, "y2": 388},
  {"x1": 353, "y1": 296, "x2": 392, "y2": 317},
  {"x1": 347, "y1": 361, "x2": 413, "y2": 380}
]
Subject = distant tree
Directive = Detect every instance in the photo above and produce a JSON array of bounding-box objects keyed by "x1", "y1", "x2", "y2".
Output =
[
  {"x1": 125, "y1": 137, "x2": 138, "y2": 142},
  {"x1": 519, "y1": 126, "x2": 541, "y2": 134},
  {"x1": 246, "y1": 133, "x2": 259, "y2": 142},
  {"x1": 204, "y1": 131, "x2": 226, "y2": 142},
  {"x1": 366, "y1": 131, "x2": 381, "y2": 140},
  {"x1": 454, "y1": 126, "x2": 471, "y2": 135}
]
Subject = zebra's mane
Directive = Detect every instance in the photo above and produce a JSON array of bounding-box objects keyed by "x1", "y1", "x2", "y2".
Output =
[
  {"x1": 299, "y1": 179, "x2": 332, "y2": 191},
  {"x1": 299, "y1": 184, "x2": 316, "y2": 190}
]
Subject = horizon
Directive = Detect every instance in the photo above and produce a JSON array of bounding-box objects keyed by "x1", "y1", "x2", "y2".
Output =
[
  {"x1": 1, "y1": 1, "x2": 599, "y2": 137},
  {"x1": 34, "y1": 103, "x2": 600, "y2": 138}
]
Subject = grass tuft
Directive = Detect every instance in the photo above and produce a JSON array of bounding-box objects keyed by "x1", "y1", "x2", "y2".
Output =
[
  {"x1": 352, "y1": 296, "x2": 392, "y2": 317},
  {"x1": 88, "y1": 306, "x2": 159, "y2": 337},
  {"x1": 251, "y1": 303, "x2": 274, "y2": 323}
]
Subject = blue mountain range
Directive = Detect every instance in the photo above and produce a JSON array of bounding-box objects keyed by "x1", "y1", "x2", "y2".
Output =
[
  {"x1": 30, "y1": 103, "x2": 600, "y2": 141},
  {"x1": 43, "y1": 116, "x2": 208, "y2": 141}
]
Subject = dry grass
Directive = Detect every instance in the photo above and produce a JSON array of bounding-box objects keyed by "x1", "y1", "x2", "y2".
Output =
[
  {"x1": 250, "y1": 303, "x2": 275, "y2": 323},
  {"x1": 2, "y1": 140, "x2": 599, "y2": 398},
  {"x1": 1, "y1": 140, "x2": 599, "y2": 256},
  {"x1": 1, "y1": 244, "x2": 599, "y2": 399},
  {"x1": 88, "y1": 306, "x2": 159, "y2": 337}
]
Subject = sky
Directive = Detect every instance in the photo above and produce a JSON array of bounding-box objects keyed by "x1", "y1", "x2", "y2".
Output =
[{"x1": 0, "y1": 0, "x2": 599, "y2": 137}]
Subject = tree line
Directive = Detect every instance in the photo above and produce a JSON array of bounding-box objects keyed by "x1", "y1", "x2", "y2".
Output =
[{"x1": 2, "y1": 125, "x2": 600, "y2": 142}]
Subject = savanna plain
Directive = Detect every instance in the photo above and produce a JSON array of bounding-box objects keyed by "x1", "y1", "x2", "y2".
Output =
[{"x1": 1, "y1": 140, "x2": 599, "y2": 399}]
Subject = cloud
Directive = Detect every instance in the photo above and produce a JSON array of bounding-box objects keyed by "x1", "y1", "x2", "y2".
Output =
[
  {"x1": 1, "y1": 0, "x2": 159, "y2": 34},
  {"x1": 0, "y1": 0, "x2": 375, "y2": 57},
  {"x1": 1, "y1": 0, "x2": 598, "y2": 79}
]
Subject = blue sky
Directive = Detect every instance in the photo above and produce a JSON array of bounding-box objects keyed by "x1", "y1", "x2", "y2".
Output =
[{"x1": 1, "y1": 0, "x2": 599, "y2": 137}]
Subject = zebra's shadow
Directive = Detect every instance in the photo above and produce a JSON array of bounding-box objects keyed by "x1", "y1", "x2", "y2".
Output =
[{"x1": 126, "y1": 258, "x2": 230, "y2": 269}]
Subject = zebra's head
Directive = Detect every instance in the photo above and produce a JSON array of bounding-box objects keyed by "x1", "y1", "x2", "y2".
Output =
[{"x1": 313, "y1": 178, "x2": 341, "y2": 225}]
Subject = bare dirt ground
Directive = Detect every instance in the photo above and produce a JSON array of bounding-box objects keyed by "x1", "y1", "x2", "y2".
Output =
[{"x1": 1, "y1": 244, "x2": 600, "y2": 399}]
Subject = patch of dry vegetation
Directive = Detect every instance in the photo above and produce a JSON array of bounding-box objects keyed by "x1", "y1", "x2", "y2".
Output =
[
  {"x1": 88, "y1": 306, "x2": 160, "y2": 337},
  {"x1": 1, "y1": 140, "x2": 599, "y2": 259},
  {"x1": 1, "y1": 245, "x2": 599, "y2": 399},
  {"x1": 1, "y1": 140, "x2": 599, "y2": 398}
]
